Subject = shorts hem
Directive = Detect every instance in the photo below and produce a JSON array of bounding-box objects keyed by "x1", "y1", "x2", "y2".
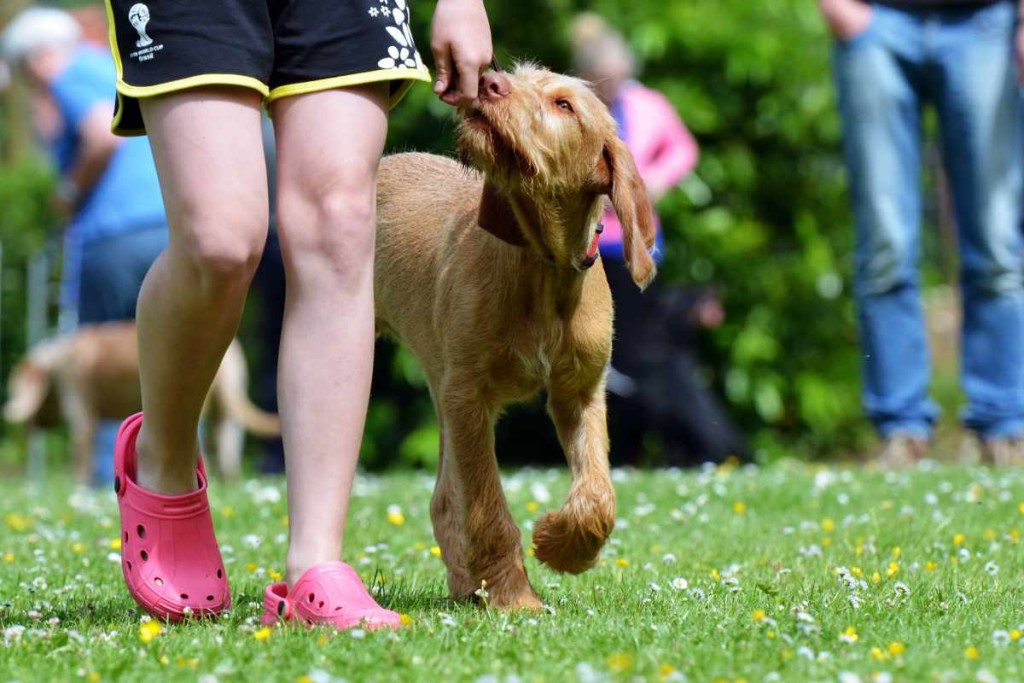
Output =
[
  {"x1": 117, "y1": 75, "x2": 270, "y2": 100},
  {"x1": 267, "y1": 68, "x2": 432, "y2": 107}
]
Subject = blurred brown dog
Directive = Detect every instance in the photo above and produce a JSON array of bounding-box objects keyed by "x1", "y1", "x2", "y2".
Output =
[
  {"x1": 3, "y1": 321, "x2": 280, "y2": 483},
  {"x1": 374, "y1": 65, "x2": 656, "y2": 609}
]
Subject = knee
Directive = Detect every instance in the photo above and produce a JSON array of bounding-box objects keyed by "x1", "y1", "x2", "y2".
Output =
[
  {"x1": 175, "y1": 207, "x2": 267, "y2": 292},
  {"x1": 855, "y1": 230, "x2": 913, "y2": 297},
  {"x1": 277, "y1": 167, "x2": 377, "y2": 281}
]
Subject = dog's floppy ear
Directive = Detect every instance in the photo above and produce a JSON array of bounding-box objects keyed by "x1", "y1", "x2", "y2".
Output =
[
  {"x1": 594, "y1": 137, "x2": 657, "y2": 290},
  {"x1": 3, "y1": 362, "x2": 51, "y2": 424},
  {"x1": 478, "y1": 182, "x2": 528, "y2": 247}
]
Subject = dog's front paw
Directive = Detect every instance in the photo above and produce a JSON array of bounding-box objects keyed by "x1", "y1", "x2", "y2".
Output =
[{"x1": 532, "y1": 510, "x2": 612, "y2": 575}]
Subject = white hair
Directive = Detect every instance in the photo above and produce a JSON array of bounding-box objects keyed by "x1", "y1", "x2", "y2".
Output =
[{"x1": 1, "y1": 7, "x2": 81, "y2": 64}]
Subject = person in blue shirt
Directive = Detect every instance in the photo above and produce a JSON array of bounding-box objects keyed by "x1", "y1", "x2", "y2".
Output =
[{"x1": 2, "y1": 7, "x2": 169, "y2": 485}]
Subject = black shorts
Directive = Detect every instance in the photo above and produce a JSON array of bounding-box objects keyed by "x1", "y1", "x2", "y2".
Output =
[{"x1": 104, "y1": 0, "x2": 432, "y2": 136}]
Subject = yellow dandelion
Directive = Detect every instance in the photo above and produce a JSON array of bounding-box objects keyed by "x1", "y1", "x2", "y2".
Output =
[
  {"x1": 851, "y1": 567, "x2": 863, "y2": 578},
  {"x1": 3, "y1": 552, "x2": 14, "y2": 564},
  {"x1": 268, "y1": 569, "x2": 283, "y2": 582},
  {"x1": 526, "y1": 547, "x2": 535, "y2": 558},
  {"x1": 752, "y1": 609, "x2": 766, "y2": 622},
  {"x1": 650, "y1": 544, "x2": 662, "y2": 554},
  {"x1": 781, "y1": 649, "x2": 794, "y2": 661},
  {"x1": 253, "y1": 627, "x2": 273, "y2": 642},
  {"x1": 429, "y1": 545, "x2": 442, "y2": 558},
  {"x1": 1018, "y1": 502, "x2": 1024, "y2": 515},
  {"x1": 4, "y1": 513, "x2": 30, "y2": 532},
  {"x1": 615, "y1": 558, "x2": 630, "y2": 568},
  {"x1": 297, "y1": 677, "x2": 313, "y2": 683},
  {"x1": 953, "y1": 533, "x2": 966, "y2": 547},
  {"x1": 840, "y1": 625, "x2": 859, "y2": 643},
  {"x1": 869, "y1": 647, "x2": 888, "y2": 662},
  {"x1": 658, "y1": 664, "x2": 677, "y2": 680},
  {"x1": 965, "y1": 645, "x2": 980, "y2": 661},
  {"x1": 526, "y1": 501, "x2": 540, "y2": 513},
  {"x1": 281, "y1": 515, "x2": 289, "y2": 527},
  {"x1": 414, "y1": 541, "x2": 426, "y2": 551},
  {"x1": 71, "y1": 542, "x2": 86, "y2": 554},
  {"x1": 1010, "y1": 630, "x2": 1021, "y2": 642},
  {"x1": 886, "y1": 561, "x2": 899, "y2": 578},
  {"x1": 221, "y1": 506, "x2": 235, "y2": 518},
  {"x1": 822, "y1": 537, "x2": 832, "y2": 548},
  {"x1": 821, "y1": 518, "x2": 836, "y2": 532},
  {"x1": 400, "y1": 613, "x2": 413, "y2": 627},
  {"x1": 733, "y1": 501, "x2": 747, "y2": 515},
  {"x1": 924, "y1": 561, "x2": 938, "y2": 572},
  {"x1": 246, "y1": 563, "x2": 259, "y2": 573},
  {"x1": 710, "y1": 568, "x2": 721, "y2": 581},
  {"x1": 1010, "y1": 528, "x2": 1019, "y2": 544},
  {"x1": 983, "y1": 529, "x2": 996, "y2": 541},
  {"x1": 139, "y1": 620, "x2": 162, "y2": 643},
  {"x1": 606, "y1": 653, "x2": 633, "y2": 673},
  {"x1": 317, "y1": 634, "x2": 330, "y2": 646},
  {"x1": 855, "y1": 543, "x2": 864, "y2": 556},
  {"x1": 888, "y1": 641, "x2": 906, "y2": 656},
  {"x1": 386, "y1": 505, "x2": 405, "y2": 526},
  {"x1": 767, "y1": 631, "x2": 776, "y2": 639},
  {"x1": 159, "y1": 655, "x2": 169, "y2": 666},
  {"x1": 188, "y1": 659, "x2": 198, "y2": 669},
  {"x1": 88, "y1": 673, "x2": 100, "y2": 683},
  {"x1": 891, "y1": 547, "x2": 901, "y2": 558},
  {"x1": 109, "y1": 538, "x2": 122, "y2": 551}
]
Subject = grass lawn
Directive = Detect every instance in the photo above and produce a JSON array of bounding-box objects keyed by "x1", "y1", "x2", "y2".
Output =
[{"x1": 1, "y1": 462, "x2": 1022, "y2": 682}]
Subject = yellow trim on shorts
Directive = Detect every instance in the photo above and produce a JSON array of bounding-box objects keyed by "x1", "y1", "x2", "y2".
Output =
[
  {"x1": 117, "y1": 75, "x2": 271, "y2": 100},
  {"x1": 267, "y1": 67, "x2": 432, "y2": 108}
]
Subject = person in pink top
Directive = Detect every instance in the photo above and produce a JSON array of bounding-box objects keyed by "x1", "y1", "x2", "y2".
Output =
[{"x1": 570, "y1": 14, "x2": 750, "y2": 466}]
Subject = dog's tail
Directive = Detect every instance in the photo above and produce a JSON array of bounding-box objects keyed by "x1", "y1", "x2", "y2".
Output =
[
  {"x1": 212, "y1": 340, "x2": 282, "y2": 438},
  {"x1": 532, "y1": 400, "x2": 616, "y2": 574}
]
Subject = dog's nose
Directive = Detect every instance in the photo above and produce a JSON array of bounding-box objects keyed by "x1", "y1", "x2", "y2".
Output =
[{"x1": 479, "y1": 71, "x2": 511, "y2": 101}]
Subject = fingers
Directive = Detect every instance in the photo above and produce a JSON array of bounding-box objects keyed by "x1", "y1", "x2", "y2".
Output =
[{"x1": 432, "y1": 45, "x2": 452, "y2": 97}]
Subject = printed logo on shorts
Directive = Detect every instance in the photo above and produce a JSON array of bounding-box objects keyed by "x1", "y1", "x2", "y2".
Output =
[{"x1": 127, "y1": 3, "x2": 163, "y2": 62}]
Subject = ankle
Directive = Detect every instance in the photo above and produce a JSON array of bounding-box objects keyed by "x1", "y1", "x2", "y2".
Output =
[
  {"x1": 134, "y1": 426, "x2": 200, "y2": 495},
  {"x1": 286, "y1": 544, "x2": 343, "y2": 587}
]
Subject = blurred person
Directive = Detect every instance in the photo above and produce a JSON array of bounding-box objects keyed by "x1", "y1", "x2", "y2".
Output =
[
  {"x1": 821, "y1": 0, "x2": 1024, "y2": 466},
  {"x1": 569, "y1": 13, "x2": 750, "y2": 465},
  {"x1": 94, "y1": 0, "x2": 491, "y2": 629},
  {"x1": 1, "y1": 7, "x2": 168, "y2": 485}
]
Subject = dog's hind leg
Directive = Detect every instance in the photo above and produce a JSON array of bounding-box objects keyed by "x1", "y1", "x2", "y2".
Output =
[
  {"x1": 441, "y1": 381, "x2": 543, "y2": 610},
  {"x1": 429, "y1": 407, "x2": 476, "y2": 601},
  {"x1": 535, "y1": 376, "x2": 616, "y2": 574}
]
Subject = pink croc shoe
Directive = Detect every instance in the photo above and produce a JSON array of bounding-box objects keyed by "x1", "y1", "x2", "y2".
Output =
[
  {"x1": 261, "y1": 561, "x2": 400, "y2": 630},
  {"x1": 114, "y1": 412, "x2": 230, "y2": 621}
]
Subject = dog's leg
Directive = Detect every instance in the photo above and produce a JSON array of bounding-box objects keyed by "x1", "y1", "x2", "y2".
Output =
[
  {"x1": 214, "y1": 416, "x2": 244, "y2": 483},
  {"x1": 535, "y1": 377, "x2": 616, "y2": 574},
  {"x1": 61, "y1": 390, "x2": 96, "y2": 486},
  {"x1": 442, "y1": 385, "x2": 543, "y2": 610},
  {"x1": 429, "y1": 409, "x2": 475, "y2": 601}
]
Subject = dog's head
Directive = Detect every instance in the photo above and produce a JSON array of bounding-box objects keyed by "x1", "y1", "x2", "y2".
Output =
[
  {"x1": 457, "y1": 64, "x2": 657, "y2": 289},
  {"x1": 3, "y1": 338, "x2": 66, "y2": 428}
]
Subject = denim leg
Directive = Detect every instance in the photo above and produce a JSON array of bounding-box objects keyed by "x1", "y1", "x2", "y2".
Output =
[
  {"x1": 91, "y1": 422, "x2": 118, "y2": 486},
  {"x1": 834, "y1": 18, "x2": 938, "y2": 437},
  {"x1": 932, "y1": 1, "x2": 1024, "y2": 437}
]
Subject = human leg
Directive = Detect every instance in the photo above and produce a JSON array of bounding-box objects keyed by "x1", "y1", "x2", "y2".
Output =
[
  {"x1": 134, "y1": 89, "x2": 269, "y2": 495},
  {"x1": 933, "y1": 1, "x2": 1024, "y2": 441},
  {"x1": 270, "y1": 84, "x2": 388, "y2": 583},
  {"x1": 833, "y1": 10, "x2": 938, "y2": 439}
]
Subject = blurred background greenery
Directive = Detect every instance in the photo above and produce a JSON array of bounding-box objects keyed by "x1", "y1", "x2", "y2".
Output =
[{"x1": 0, "y1": 0, "x2": 963, "y2": 473}]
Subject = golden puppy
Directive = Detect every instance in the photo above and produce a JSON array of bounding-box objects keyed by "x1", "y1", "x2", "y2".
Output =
[
  {"x1": 374, "y1": 64, "x2": 656, "y2": 609},
  {"x1": 4, "y1": 321, "x2": 281, "y2": 483}
]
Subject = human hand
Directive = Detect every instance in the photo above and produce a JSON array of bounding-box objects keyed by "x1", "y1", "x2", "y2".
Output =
[
  {"x1": 430, "y1": 0, "x2": 493, "y2": 106},
  {"x1": 818, "y1": 0, "x2": 873, "y2": 41}
]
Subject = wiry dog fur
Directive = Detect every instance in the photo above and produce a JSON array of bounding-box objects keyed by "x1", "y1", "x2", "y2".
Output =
[
  {"x1": 374, "y1": 65, "x2": 656, "y2": 609},
  {"x1": 3, "y1": 322, "x2": 281, "y2": 483}
]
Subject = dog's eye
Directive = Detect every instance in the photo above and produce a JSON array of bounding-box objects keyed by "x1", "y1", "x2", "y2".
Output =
[{"x1": 555, "y1": 99, "x2": 574, "y2": 113}]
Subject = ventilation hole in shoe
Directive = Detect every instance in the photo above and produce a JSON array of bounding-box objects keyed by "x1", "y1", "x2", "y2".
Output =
[
  {"x1": 334, "y1": 606, "x2": 343, "y2": 612},
  {"x1": 217, "y1": 568, "x2": 223, "y2": 579},
  {"x1": 180, "y1": 593, "x2": 189, "y2": 600},
  {"x1": 126, "y1": 561, "x2": 133, "y2": 571},
  {"x1": 140, "y1": 550, "x2": 148, "y2": 561},
  {"x1": 318, "y1": 601, "x2": 324, "y2": 609},
  {"x1": 113, "y1": 476, "x2": 121, "y2": 494},
  {"x1": 137, "y1": 524, "x2": 146, "y2": 539},
  {"x1": 123, "y1": 530, "x2": 128, "y2": 544},
  {"x1": 154, "y1": 577, "x2": 163, "y2": 586},
  {"x1": 278, "y1": 601, "x2": 287, "y2": 616},
  {"x1": 206, "y1": 595, "x2": 215, "y2": 602},
  {"x1": 306, "y1": 618, "x2": 313, "y2": 626},
  {"x1": 308, "y1": 592, "x2": 315, "y2": 603}
]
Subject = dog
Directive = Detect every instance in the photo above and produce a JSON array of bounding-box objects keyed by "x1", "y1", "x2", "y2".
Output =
[
  {"x1": 374, "y1": 64, "x2": 656, "y2": 609},
  {"x1": 3, "y1": 321, "x2": 281, "y2": 483}
]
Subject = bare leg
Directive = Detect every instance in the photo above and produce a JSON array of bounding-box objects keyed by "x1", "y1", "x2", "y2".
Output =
[
  {"x1": 270, "y1": 85, "x2": 389, "y2": 583},
  {"x1": 135, "y1": 89, "x2": 269, "y2": 494}
]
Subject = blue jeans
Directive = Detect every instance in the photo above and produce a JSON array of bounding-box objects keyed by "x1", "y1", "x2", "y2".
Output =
[
  {"x1": 834, "y1": 0, "x2": 1024, "y2": 439},
  {"x1": 61, "y1": 224, "x2": 168, "y2": 484}
]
